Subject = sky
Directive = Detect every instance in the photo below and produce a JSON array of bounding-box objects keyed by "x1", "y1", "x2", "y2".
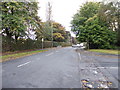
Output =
[{"x1": 37, "y1": 0, "x2": 102, "y2": 37}]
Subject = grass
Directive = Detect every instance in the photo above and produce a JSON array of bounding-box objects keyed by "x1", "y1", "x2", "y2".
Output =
[
  {"x1": 89, "y1": 49, "x2": 119, "y2": 55},
  {"x1": 0, "y1": 49, "x2": 48, "y2": 62}
]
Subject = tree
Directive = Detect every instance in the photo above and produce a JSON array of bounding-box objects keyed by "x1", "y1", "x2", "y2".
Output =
[
  {"x1": 53, "y1": 33, "x2": 65, "y2": 42},
  {"x1": 41, "y1": 22, "x2": 53, "y2": 41},
  {"x1": 65, "y1": 31, "x2": 72, "y2": 43},
  {"x1": 1, "y1": 1, "x2": 39, "y2": 42},
  {"x1": 36, "y1": 21, "x2": 69, "y2": 42},
  {"x1": 84, "y1": 15, "x2": 117, "y2": 49},
  {"x1": 71, "y1": 1, "x2": 118, "y2": 49},
  {"x1": 71, "y1": 2, "x2": 100, "y2": 37},
  {"x1": 46, "y1": 2, "x2": 52, "y2": 23},
  {"x1": 34, "y1": 16, "x2": 43, "y2": 40},
  {"x1": 79, "y1": 2, "x2": 100, "y2": 19},
  {"x1": 98, "y1": 1, "x2": 120, "y2": 47},
  {"x1": 98, "y1": 2, "x2": 119, "y2": 32},
  {"x1": 52, "y1": 22, "x2": 66, "y2": 42}
]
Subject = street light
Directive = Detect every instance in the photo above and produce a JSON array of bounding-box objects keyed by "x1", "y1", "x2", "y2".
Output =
[{"x1": 42, "y1": 38, "x2": 44, "y2": 49}]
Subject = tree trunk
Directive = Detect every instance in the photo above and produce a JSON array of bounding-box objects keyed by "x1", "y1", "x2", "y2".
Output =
[
  {"x1": 5, "y1": 28, "x2": 12, "y2": 51},
  {"x1": 15, "y1": 35, "x2": 18, "y2": 43}
]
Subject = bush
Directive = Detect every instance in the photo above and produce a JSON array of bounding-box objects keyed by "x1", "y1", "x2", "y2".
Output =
[
  {"x1": 2, "y1": 36, "x2": 42, "y2": 52},
  {"x1": 2, "y1": 36, "x2": 72, "y2": 52}
]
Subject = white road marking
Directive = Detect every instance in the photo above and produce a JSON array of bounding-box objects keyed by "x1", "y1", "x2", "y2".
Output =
[
  {"x1": 46, "y1": 52, "x2": 53, "y2": 56},
  {"x1": 97, "y1": 67, "x2": 118, "y2": 69},
  {"x1": 78, "y1": 52, "x2": 82, "y2": 60},
  {"x1": 56, "y1": 51, "x2": 59, "y2": 52},
  {"x1": 17, "y1": 61, "x2": 31, "y2": 67}
]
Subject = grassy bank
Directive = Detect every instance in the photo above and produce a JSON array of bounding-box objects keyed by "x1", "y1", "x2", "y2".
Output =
[
  {"x1": 0, "y1": 49, "x2": 48, "y2": 62},
  {"x1": 89, "y1": 49, "x2": 119, "y2": 55}
]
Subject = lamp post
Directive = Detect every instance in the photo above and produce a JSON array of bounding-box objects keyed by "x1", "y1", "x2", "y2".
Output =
[{"x1": 42, "y1": 38, "x2": 44, "y2": 49}]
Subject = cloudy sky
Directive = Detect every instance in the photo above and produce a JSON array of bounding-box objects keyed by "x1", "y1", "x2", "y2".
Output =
[{"x1": 37, "y1": 0, "x2": 102, "y2": 37}]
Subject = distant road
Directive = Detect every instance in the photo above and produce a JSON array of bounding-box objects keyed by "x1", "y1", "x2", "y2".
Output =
[{"x1": 2, "y1": 47, "x2": 119, "y2": 88}]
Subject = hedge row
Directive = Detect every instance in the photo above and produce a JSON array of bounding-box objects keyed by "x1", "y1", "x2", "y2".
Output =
[{"x1": 2, "y1": 36, "x2": 71, "y2": 52}]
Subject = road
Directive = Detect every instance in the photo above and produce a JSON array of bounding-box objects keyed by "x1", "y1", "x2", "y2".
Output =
[{"x1": 2, "y1": 47, "x2": 119, "y2": 88}]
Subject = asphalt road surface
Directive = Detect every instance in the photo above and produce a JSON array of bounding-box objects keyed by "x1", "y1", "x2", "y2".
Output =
[{"x1": 2, "y1": 47, "x2": 119, "y2": 88}]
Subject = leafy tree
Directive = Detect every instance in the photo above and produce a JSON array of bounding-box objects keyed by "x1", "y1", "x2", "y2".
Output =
[
  {"x1": 53, "y1": 33, "x2": 64, "y2": 42},
  {"x1": 98, "y1": 2, "x2": 119, "y2": 32},
  {"x1": 71, "y1": 1, "x2": 118, "y2": 49},
  {"x1": 1, "y1": 1, "x2": 39, "y2": 41},
  {"x1": 71, "y1": 15, "x2": 87, "y2": 36},
  {"x1": 98, "y1": 1, "x2": 120, "y2": 47},
  {"x1": 81, "y1": 15, "x2": 117, "y2": 49},
  {"x1": 36, "y1": 2, "x2": 53, "y2": 42},
  {"x1": 71, "y1": 2, "x2": 100, "y2": 37},
  {"x1": 80, "y1": 2, "x2": 100, "y2": 19},
  {"x1": 41, "y1": 22, "x2": 53, "y2": 41},
  {"x1": 65, "y1": 31, "x2": 72, "y2": 43},
  {"x1": 34, "y1": 16, "x2": 43, "y2": 40},
  {"x1": 52, "y1": 22, "x2": 66, "y2": 42}
]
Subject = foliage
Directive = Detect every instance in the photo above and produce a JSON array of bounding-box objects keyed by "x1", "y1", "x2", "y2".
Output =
[
  {"x1": 71, "y1": 2, "x2": 100, "y2": 37},
  {"x1": 71, "y1": 1, "x2": 118, "y2": 49},
  {"x1": 80, "y1": 16, "x2": 117, "y2": 49},
  {"x1": 1, "y1": 1, "x2": 39, "y2": 41},
  {"x1": 35, "y1": 21, "x2": 70, "y2": 42},
  {"x1": 79, "y1": 2, "x2": 100, "y2": 19},
  {"x1": 1, "y1": 1, "x2": 71, "y2": 52},
  {"x1": 53, "y1": 33, "x2": 65, "y2": 42},
  {"x1": 35, "y1": 22, "x2": 52, "y2": 41},
  {"x1": 2, "y1": 35, "x2": 71, "y2": 52},
  {"x1": 98, "y1": 2, "x2": 119, "y2": 32},
  {"x1": 52, "y1": 22, "x2": 67, "y2": 42}
]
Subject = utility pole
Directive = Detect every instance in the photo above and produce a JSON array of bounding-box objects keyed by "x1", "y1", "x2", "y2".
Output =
[{"x1": 46, "y1": 2, "x2": 53, "y2": 47}]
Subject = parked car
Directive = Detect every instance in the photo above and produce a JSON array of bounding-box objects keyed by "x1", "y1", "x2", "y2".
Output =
[
  {"x1": 72, "y1": 44, "x2": 80, "y2": 48},
  {"x1": 72, "y1": 43, "x2": 86, "y2": 49}
]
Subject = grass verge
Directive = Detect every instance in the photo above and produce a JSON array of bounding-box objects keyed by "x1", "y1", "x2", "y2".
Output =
[
  {"x1": 0, "y1": 49, "x2": 48, "y2": 62},
  {"x1": 89, "y1": 49, "x2": 119, "y2": 55}
]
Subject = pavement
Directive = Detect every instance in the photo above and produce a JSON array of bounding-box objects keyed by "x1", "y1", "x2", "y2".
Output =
[
  {"x1": 2, "y1": 47, "x2": 119, "y2": 88},
  {"x1": 76, "y1": 49, "x2": 119, "y2": 88}
]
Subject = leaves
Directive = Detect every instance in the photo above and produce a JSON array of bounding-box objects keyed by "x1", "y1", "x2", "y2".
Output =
[
  {"x1": 2, "y1": 1, "x2": 39, "y2": 41},
  {"x1": 53, "y1": 33, "x2": 65, "y2": 42},
  {"x1": 52, "y1": 22, "x2": 67, "y2": 42},
  {"x1": 71, "y1": 1, "x2": 118, "y2": 49}
]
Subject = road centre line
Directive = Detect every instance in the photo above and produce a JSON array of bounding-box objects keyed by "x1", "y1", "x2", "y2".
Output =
[
  {"x1": 46, "y1": 52, "x2": 54, "y2": 56},
  {"x1": 17, "y1": 61, "x2": 31, "y2": 67}
]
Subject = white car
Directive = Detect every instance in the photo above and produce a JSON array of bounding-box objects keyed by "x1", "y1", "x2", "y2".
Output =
[
  {"x1": 72, "y1": 43, "x2": 86, "y2": 49},
  {"x1": 72, "y1": 44, "x2": 80, "y2": 48}
]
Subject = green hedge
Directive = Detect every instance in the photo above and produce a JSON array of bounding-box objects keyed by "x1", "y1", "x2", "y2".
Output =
[{"x1": 2, "y1": 36, "x2": 72, "y2": 52}]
